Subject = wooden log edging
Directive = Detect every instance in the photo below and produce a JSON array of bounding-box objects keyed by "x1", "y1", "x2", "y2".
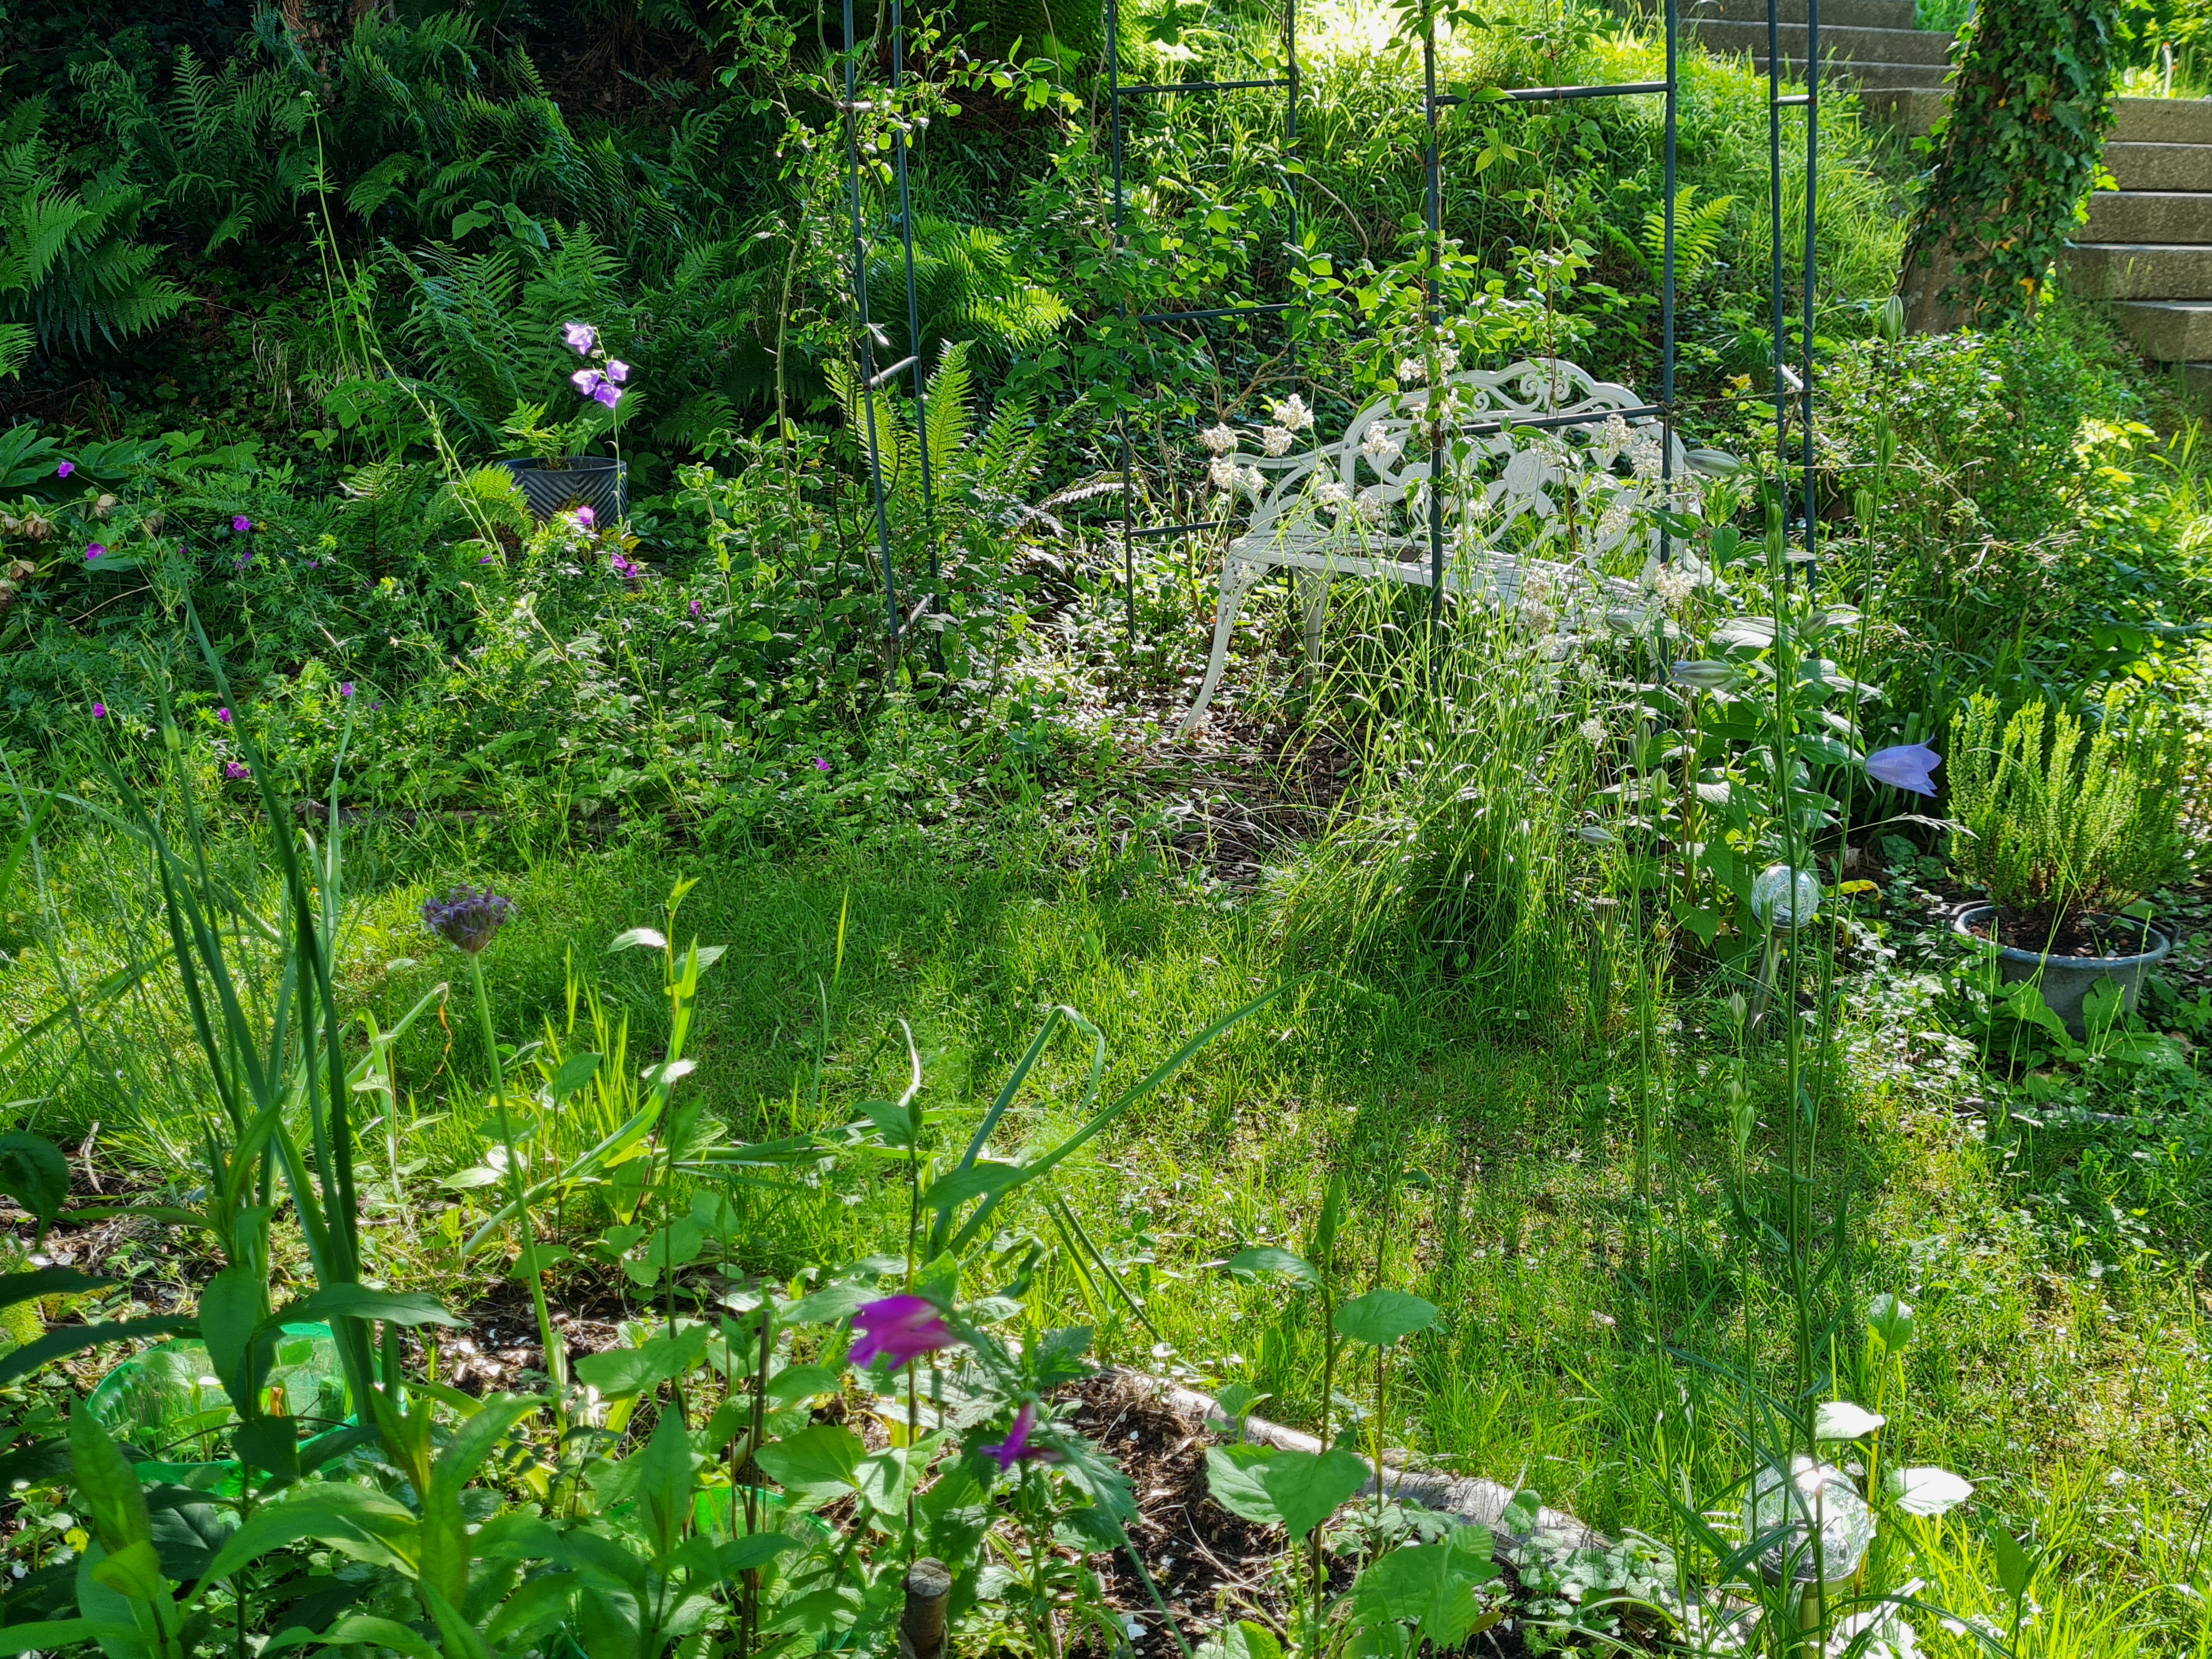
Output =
[{"x1": 1111, "y1": 1367, "x2": 1605, "y2": 1556}]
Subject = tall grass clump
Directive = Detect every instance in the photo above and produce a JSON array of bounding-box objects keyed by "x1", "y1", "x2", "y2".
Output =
[{"x1": 1277, "y1": 573, "x2": 1605, "y2": 1008}]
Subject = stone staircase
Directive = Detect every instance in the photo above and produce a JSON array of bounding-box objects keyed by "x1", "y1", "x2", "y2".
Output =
[
  {"x1": 1681, "y1": 0, "x2": 1956, "y2": 90},
  {"x1": 1863, "y1": 91, "x2": 2212, "y2": 389}
]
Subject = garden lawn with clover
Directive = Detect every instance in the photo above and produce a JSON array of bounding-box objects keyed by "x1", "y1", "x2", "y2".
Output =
[{"x1": 4, "y1": 0, "x2": 2212, "y2": 1656}]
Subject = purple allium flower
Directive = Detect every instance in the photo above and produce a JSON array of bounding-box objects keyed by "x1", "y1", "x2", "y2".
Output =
[
  {"x1": 340, "y1": 681, "x2": 354, "y2": 697},
  {"x1": 85, "y1": 544, "x2": 105, "y2": 563},
  {"x1": 848, "y1": 1295, "x2": 953, "y2": 1372},
  {"x1": 224, "y1": 760, "x2": 250, "y2": 781},
  {"x1": 813, "y1": 757, "x2": 831, "y2": 772},
  {"x1": 1866, "y1": 743, "x2": 1940, "y2": 798},
  {"x1": 605, "y1": 359, "x2": 630, "y2": 385},
  {"x1": 571, "y1": 368, "x2": 605, "y2": 399},
  {"x1": 574, "y1": 506, "x2": 596, "y2": 529},
  {"x1": 981, "y1": 1401, "x2": 1056, "y2": 1471},
  {"x1": 55, "y1": 461, "x2": 73, "y2": 479},
  {"x1": 216, "y1": 707, "x2": 232, "y2": 724},
  {"x1": 232, "y1": 515, "x2": 252, "y2": 534},
  {"x1": 92, "y1": 702, "x2": 106, "y2": 719},
  {"x1": 562, "y1": 322, "x2": 597, "y2": 356},
  {"x1": 421, "y1": 885, "x2": 516, "y2": 955}
]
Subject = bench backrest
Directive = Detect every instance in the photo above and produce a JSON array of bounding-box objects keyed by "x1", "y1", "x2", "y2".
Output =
[{"x1": 1229, "y1": 358, "x2": 1689, "y2": 571}]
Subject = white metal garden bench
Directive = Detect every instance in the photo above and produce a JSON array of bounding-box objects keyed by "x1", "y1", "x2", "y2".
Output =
[{"x1": 1176, "y1": 357, "x2": 1703, "y2": 736}]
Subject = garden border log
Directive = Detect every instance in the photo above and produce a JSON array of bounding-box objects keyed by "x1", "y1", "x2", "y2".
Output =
[{"x1": 1110, "y1": 1367, "x2": 1604, "y2": 1552}]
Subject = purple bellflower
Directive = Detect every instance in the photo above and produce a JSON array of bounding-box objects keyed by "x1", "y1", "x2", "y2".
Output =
[
  {"x1": 563, "y1": 322, "x2": 597, "y2": 355},
  {"x1": 981, "y1": 1401, "x2": 1056, "y2": 1471},
  {"x1": 55, "y1": 461, "x2": 73, "y2": 479},
  {"x1": 848, "y1": 1295, "x2": 953, "y2": 1372},
  {"x1": 340, "y1": 681, "x2": 355, "y2": 698},
  {"x1": 422, "y1": 885, "x2": 517, "y2": 955},
  {"x1": 232, "y1": 515, "x2": 252, "y2": 533},
  {"x1": 91, "y1": 702, "x2": 106, "y2": 718},
  {"x1": 85, "y1": 544, "x2": 105, "y2": 563},
  {"x1": 224, "y1": 761, "x2": 250, "y2": 781},
  {"x1": 1866, "y1": 743, "x2": 1940, "y2": 797},
  {"x1": 813, "y1": 757, "x2": 832, "y2": 772},
  {"x1": 605, "y1": 359, "x2": 630, "y2": 385},
  {"x1": 216, "y1": 707, "x2": 232, "y2": 724}
]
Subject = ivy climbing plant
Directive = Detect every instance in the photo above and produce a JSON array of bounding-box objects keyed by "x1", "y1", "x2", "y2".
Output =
[{"x1": 1899, "y1": 0, "x2": 2120, "y2": 330}]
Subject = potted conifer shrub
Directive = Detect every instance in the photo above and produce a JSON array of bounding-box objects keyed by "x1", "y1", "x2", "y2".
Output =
[{"x1": 1947, "y1": 690, "x2": 2191, "y2": 1037}]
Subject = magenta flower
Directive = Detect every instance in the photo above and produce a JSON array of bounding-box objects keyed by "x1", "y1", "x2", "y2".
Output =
[
  {"x1": 572, "y1": 368, "x2": 605, "y2": 399},
  {"x1": 478, "y1": 555, "x2": 495, "y2": 565},
  {"x1": 981, "y1": 1401, "x2": 1055, "y2": 1471},
  {"x1": 813, "y1": 757, "x2": 831, "y2": 772},
  {"x1": 689, "y1": 599, "x2": 701, "y2": 617},
  {"x1": 574, "y1": 506, "x2": 596, "y2": 529},
  {"x1": 85, "y1": 544, "x2": 105, "y2": 562},
  {"x1": 848, "y1": 1295, "x2": 953, "y2": 1372},
  {"x1": 224, "y1": 761, "x2": 250, "y2": 781},
  {"x1": 231, "y1": 515, "x2": 252, "y2": 533},
  {"x1": 610, "y1": 551, "x2": 640, "y2": 581},
  {"x1": 562, "y1": 322, "x2": 597, "y2": 355},
  {"x1": 216, "y1": 707, "x2": 232, "y2": 725},
  {"x1": 605, "y1": 359, "x2": 630, "y2": 385},
  {"x1": 1866, "y1": 743, "x2": 1940, "y2": 798},
  {"x1": 340, "y1": 681, "x2": 355, "y2": 698},
  {"x1": 92, "y1": 702, "x2": 106, "y2": 719},
  {"x1": 55, "y1": 461, "x2": 73, "y2": 479}
]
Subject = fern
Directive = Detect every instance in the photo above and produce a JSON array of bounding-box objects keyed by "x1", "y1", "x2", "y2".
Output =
[
  {"x1": 0, "y1": 99, "x2": 189, "y2": 356},
  {"x1": 0, "y1": 322, "x2": 29, "y2": 379},
  {"x1": 1640, "y1": 184, "x2": 1736, "y2": 284}
]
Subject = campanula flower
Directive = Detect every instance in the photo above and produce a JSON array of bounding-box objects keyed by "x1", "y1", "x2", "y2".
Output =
[
  {"x1": 563, "y1": 322, "x2": 597, "y2": 355},
  {"x1": 224, "y1": 761, "x2": 250, "y2": 781},
  {"x1": 689, "y1": 600, "x2": 701, "y2": 617},
  {"x1": 1866, "y1": 743, "x2": 1939, "y2": 797},
  {"x1": 848, "y1": 1295, "x2": 952, "y2": 1371},
  {"x1": 588, "y1": 380, "x2": 622, "y2": 410},
  {"x1": 340, "y1": 681, "x2": 354, "y2": 697},
  {"x1": 572, "y1": 368, "x2": 605, "y2": 398},
  {"x1": 981, "y1": 1401, "x2": 1056, "y2": 1470},
  {"x1": 421, "y1": 885, "x2": 516, "y2": 955},
  {"x1": 216, "y1": 707, "x2": 232, "y2": 724},
  {"x1": 604, "y1": 359, "x2": 630, "y2": 385},
  {"x1": 55, "y1": 461, "x2": 73, "y2": 479},
  {"x1": 85, "y1": 544, "x2": 105, "y2": 562},
  {"x1": 814, "y1": 757, "x2": 831, "y2": 772},
  {"x1": 232, "y1": 515, "x2": 252, "y2": 533},
  {"x1": 92, "y1": 702, "x2": 105, "y2": 718}
]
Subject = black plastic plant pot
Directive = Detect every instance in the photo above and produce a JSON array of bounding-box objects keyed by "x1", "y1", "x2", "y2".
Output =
[
  {"x1": 1953, "y1": 903, "x2": 2171, "y2": 1040},
  {"x1": 500, "y1": 455, "x2": 627, "y2": 523}
]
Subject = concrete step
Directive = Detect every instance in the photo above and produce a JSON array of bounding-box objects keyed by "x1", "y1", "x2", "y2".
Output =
[
  {"x1": 1686, "y1": 18, "x2": 1955, "y2": 64},
  {"x1": 2106, "y1": 142, "x2": 2212, "y2": 192},
  {"x1": 1866, "y1": 88, "x2": 2212, "y2": 143},
  {"x1": 1749, "y1": 56, "x2": 1955, "y2": 87},
  {"x1": 2084, "y1": 190, "x2": 2212, "y2": 244},
  {"x1": 2113, "y1": 300, "x2": 2212, "y2": 360},
  {"x1": 1679, "y1": 0, "x2": 1917, "y2": 27},
  {"x1": 2064, "y1": 242, "x2": 2212, "y2": 300}
]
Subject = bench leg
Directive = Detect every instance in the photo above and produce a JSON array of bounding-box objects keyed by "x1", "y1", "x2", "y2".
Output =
[
  {"x1": 1176, "y1": 557, "x2": 1264, "y2": 737},
  {"x1": 1295, "y1": 569, "x2": 1330, "y2": 682}
]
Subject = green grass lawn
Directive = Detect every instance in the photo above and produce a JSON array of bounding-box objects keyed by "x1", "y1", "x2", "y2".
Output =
[{"x1": 11, "y1": 811, "x2": 2209, "y2": 1656}]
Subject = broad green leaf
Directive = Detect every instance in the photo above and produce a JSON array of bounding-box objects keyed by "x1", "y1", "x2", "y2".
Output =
[
  {"x1": 1194, "y1": 1620, "x2": 1284, "y2": 1659},
  {"x1": 636, "y1": 1407, "x2": 697, "y2": 1559},
  {"x1": 199, "y1": 1265, "x2": 268, "y2": 1415},
  {"x1": 1333, "y1": 1290, "x2": 1439, "y2": 1347},
  {"x1": 283, "y1": 1284, "x2": 465, "y2": 1329},
  {"x1": 89, "y1": 1539, "x2": 167, "y2": 1602},
  {"x1": 608, "y1": 928, "x2": 667, "y2": 952},
  {"x1": 1204, "y1": 1443, "x2": 1282, "y2": 1527},
  {"x1": 574, "y1": 1326, "x2": 710, "y2": 1400},
  {"x1": 754, "y1": 1424, "x2": 865, "y2": 1500},
  {"x1": 781, "y1": 1282, "x2": 872, "y2": 1326},
  {"x1": 1261, "y1": 1447, "x2": 1372, "y2": 1540},
  {"x1": 720, "y1": 1532, "x2": 802, "y2": 1572},
  {"x1": 552, "y1": 1053, "x2": 602, "y2": 1100},
  {"x1": 0, "y1": 1133, "x2": 69, "y2": 1226},
  {"x1": 431, "y1": 1393, "x2": 543, "y2": 1505},
  {"x1": 0, "y1": 1267, "x2": 111, "y2": 1310},
  {"x1": 922, "y1": 1159, "x2": 1031, "y2": 1212},
  {"x1": 1989, "y1": 1525, "x2": 2036, "y2": 1600},
  {"x1": 1222, "y1": 1248, "x2": 1318, "y2": 1286},
  {"x1": 69, "y1": 1409, "x2": 152, "y2": 1555}
]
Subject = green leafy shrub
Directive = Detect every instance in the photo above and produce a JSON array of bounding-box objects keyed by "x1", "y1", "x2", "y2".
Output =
[{"x1": 1946, "y1": 689, "x2": 2191, "y2": 920}]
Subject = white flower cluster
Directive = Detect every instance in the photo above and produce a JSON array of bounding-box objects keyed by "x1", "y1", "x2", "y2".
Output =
[
  {"x1": 1396, "y1": 356, "x2": 1426, "y2": 385},
  {"x1": 1627, "y1": 427, "x2": 1664, "y2": 480},
  {"x1": 1592, "y1": 413, "x2": 1634, "y2": 469},
  {"x1": 1270, "y1": 393, "x2": 1315, "y2": 432},
  {"x1": 1200, "y1": 422, "x2": 1238, "y2": 456},
  {"x1": 1578, "y1": 716, "x2": 1607, "y2": 744},
  {"x1": 1594, "y1": 493, "x2": 1638, "y2": 545},
  {"x1": 1262, "y1": 426, "x2": 1294, "y2": 457},
  {"x1": 1649, "y1": 561, "x2": 1699, "y2": 607},
  {"x1": 1207, "y1": 455, "x2": 1238, "y2": 493},
  {"x1": 1312, "y1": 477, "x2": 1352, "y2": 516},
  {"x1": 1353, "y1": 484, "x2": 1389, "y2": 523},
  {"x1": 1359, "y1": 425, "x2": 1404, "y2": 468}
]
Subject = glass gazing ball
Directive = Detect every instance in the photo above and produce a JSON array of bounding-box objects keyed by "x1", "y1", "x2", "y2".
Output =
[
  {"x1": 1748, "y1": 1455, "x2": 1875, "y2": 1584},
  {"x1": 1752, "y1": 864, "x2": 1821, "y2": 930}
]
